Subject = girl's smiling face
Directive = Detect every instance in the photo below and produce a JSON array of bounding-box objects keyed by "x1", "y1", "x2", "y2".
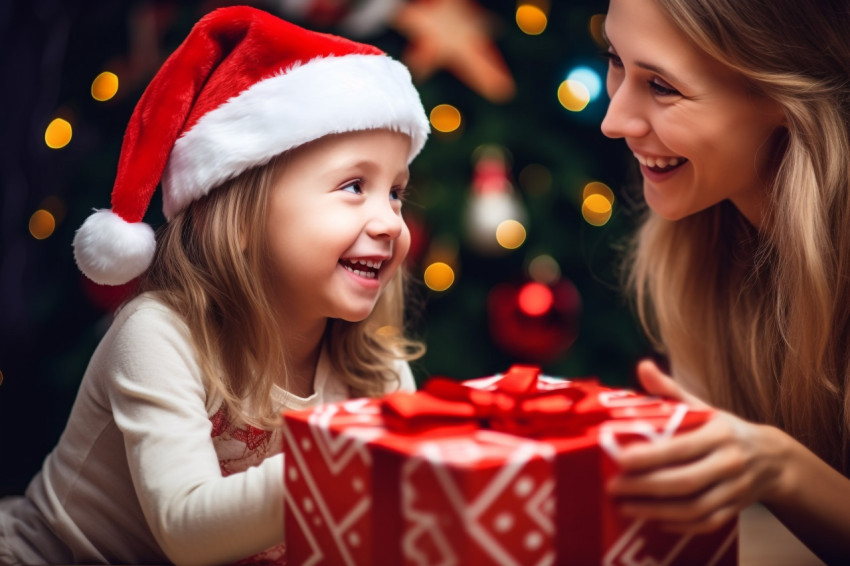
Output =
[
  {"x1": 265, "y1": 129, "x2": 412, "y2": 330},
  {"x1": 600, "y1": 0, "x2": 786, "y2": 226}
]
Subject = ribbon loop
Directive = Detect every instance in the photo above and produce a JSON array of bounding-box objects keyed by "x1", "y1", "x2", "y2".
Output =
[{"x1": 382, "y1": 365, "x2": 597, "y2": 437}]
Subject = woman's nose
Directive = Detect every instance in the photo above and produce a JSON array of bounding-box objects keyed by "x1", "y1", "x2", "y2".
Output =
[{"x1": 600, "y1": 81, "x2": 650, "y2": 140}]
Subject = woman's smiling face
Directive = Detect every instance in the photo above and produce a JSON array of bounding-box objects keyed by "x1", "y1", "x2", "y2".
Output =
[{"x1": 600, "y1": 0, "x2": 786, "y2": 226}]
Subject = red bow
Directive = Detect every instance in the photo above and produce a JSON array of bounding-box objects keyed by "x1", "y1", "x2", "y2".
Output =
[{"x1": 381, "y1": 365, "x2": 606, "y2": 437}]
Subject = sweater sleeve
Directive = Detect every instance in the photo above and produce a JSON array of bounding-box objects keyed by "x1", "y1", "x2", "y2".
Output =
[{"x1": 105, "y1": 300, "x2": 282, "y2": 566}]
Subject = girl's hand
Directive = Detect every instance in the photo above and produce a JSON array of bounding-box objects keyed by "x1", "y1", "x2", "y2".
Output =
[{"x1": 606, "y1": 359, "x2": 790, "y2": 533}]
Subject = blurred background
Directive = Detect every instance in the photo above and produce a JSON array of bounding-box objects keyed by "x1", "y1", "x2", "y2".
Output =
[{"x1": 0, "y1": 0, "x2": 651, "y2": 494}]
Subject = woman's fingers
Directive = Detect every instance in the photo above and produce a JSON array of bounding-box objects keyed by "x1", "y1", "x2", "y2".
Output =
[
  {"x1": 614, "y1": 462, "x2": 753, "y2": 533},
  {"x1": 636, "y1": 359, "x2": 708, "y2": 408},
  {"x1": 609, "y1": 437, "x2": 749, "y2": 499},
  {"x1": 613, "y1": 414, "x2": 735, "y2": 474}
]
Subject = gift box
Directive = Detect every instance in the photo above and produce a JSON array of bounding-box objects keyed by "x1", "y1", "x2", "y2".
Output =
[{"x1": 282, "y1": 365, "x2": 738, "y2": 565}]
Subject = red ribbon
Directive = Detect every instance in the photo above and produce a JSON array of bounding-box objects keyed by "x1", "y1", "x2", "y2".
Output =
[{"x1": 381, "y1": 364, "x2": 609, "y2": 437}]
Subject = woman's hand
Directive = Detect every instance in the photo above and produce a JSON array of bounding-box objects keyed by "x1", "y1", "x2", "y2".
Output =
[{"x1": 606, "y1": 359, "x2": 790, "y2": 533}]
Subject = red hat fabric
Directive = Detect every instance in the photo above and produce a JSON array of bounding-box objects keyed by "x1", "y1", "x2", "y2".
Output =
[{"x1": 73, "y1": 5, "x2": 429, "y2": 286}]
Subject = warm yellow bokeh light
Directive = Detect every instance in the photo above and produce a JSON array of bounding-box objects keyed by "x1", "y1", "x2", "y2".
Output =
[
  {"x1": 424, "y1": 262, "x2": 455, "y2": 292},
  {"x1": 583, "y1": 181, "x2": 615, "y2": 204},
  {"x1": 496, "y1": 219, "x2": 527, "y2": 250},
  {"x1": 516, "y1": 4, "x2": 548, "y2": 35},
  {"x1": 91, "y1": 71, "x2": 119, "y2": 101},
  {"x1": 589, "y1": 14, "x2": 607, "y2": 48},
  {"x1": 45, "y1": 118, "x2": 72, "y2": 149},
  {"x1": 582, "y1": 193, "x2": 613, "y2": 226},
  {"x1": 557, "y1": 80, "x2": 590, "y2": 112},
  {"x1": 528, "y1": 254, "x2": 561, "y2": 284},
  {"x1": 29, "y1": 209, "x2": 56, "y2": 240},
  {"x1": 430, "y1": 104, "x2": 462, "y2": 133},
  {"x1": 519, "y1": 163, "x2": 552, "y2": 195}
]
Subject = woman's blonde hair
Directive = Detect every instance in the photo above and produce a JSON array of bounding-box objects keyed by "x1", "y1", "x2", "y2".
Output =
[
  {"x1": 136, "y1": 153, "x2": 424, "y2": 428},
  {"x1": 624, "y1": 0, "x2": 850, "y2": 472}
]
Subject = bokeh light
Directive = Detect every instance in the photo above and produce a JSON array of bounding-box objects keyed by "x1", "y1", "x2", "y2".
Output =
[
  {"x1": 558, "y1": 80, "x2": 590, "y2": 112},
  {"x1": 528, "y1": 254, "x2": 560, "y2": 284},
  {"x1": 29, "y1": 209, "x2": 56, "y2": 239},
  {"x1": 495, "y1": 219, "x2": 526, "y2": 250},
  {"x1": 519, "y1": 164, "x2": 552, "y2": 195},
  {"x1": 516, "y1": 4, "x2": 548, "y2": 35},
  {"x1": 589, "y1": 14, "x2": 607, "y2": 48},
  {"x1": 583, "y1": 181, "x2": 615, "y2": 204},
  {"x1": 45, "y1": 118, "x2": 72, "y2": 149},
  {"x1": 518, "y1": 282, "x2": 554, "y2": 316},
  {"x1": 430, "y1": 104, "x2": 462, "y2": 133},
  {"x1": 567, "y1": 66, "x2": 602, "y2": 101},
  {"x1": 91, "y1": 71, "x2": 119, "y2": 101},
  {"x1": 424, "y1": 262, "x2": 455, "y2": 292},
  {"x1": 582, "y1": 193, "x2": 613, "y2": 226}
]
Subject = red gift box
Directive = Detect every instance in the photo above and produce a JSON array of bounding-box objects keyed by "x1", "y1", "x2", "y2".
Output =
[{"x1": 282, "y1": 365, "x2": 738, "y2": 565}]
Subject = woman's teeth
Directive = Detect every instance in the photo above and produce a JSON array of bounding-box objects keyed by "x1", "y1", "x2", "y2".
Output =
[
  {"x1": 635, "y1": 153, "x2": 688, "y2": 171},
  {"x1": 340, "y1": 259, "x2": 383, "y2": 279}
]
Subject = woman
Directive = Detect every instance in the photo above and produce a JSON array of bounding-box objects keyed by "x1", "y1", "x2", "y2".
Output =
[{"x1": 600, "y1": 0, "x2": 850, "y2": 562}]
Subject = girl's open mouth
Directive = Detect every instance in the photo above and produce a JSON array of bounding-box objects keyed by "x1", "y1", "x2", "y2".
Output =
[{"x1": 339, "y1": 259, "x2": 382, "y2": 279}]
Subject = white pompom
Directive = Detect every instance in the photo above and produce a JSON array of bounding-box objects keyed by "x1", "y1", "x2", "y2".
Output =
[{"x1": 73, "y1": 209, "x2": 156, "y2": 286}]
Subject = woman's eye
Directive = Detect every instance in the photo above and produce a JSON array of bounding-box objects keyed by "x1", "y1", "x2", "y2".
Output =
[
  {"x1": 601, "y1": 50, "x2": 623, "y2": 69},
  {"x1": 649, "y1": 80, "x2": 681, "y2": 97},
  {"x1": 340, "y1": 181, "x2": 363, "y2": 194}
]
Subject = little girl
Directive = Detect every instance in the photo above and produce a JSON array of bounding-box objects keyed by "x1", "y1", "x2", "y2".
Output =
[{"x1": 0, "y1": 6, "x2": 429, "y2": 565}]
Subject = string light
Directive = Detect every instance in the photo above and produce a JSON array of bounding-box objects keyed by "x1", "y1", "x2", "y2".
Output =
[
  {"x1": 518, "y1": 281, "x2": 553, "y2": 316},
  {"x1": 516, "y1": 3, "x2": 548, "y2": 35},
  {"x1": 583, "y1": 181, "x2": 615, "y2": 203},
  {"x1": 528, "y1": 254, "x2": 560, "y2": 284},
  {"x1": 91, "y1": 71, "x2": 119, "y2": 101},
  {"x1": 495, "y1": 219, "x2": 526, "y2": 249},
  {"x1": 519, "y1": 163, "x2": 552, "y2": 195},
  {"x1": 430, "y1": 104, "x2": 462, "y2": 133},
  {"x1": 582, "y1": 193, "x2": 613, "y2": 226},
  {"x1": 558, "y1": 80, "x2": 590, "y2": 112},
  {"x1": 567, "y1": 67, "x2": 602, "y2": 102},
  {"x1": 45, "y1": 118, "x2": 72, "y2": 149},
  {"x1": 29, "y1": 209, "x2": 56, "y2": 239},
  {"x1": 589, "y1": 14, "x2": 607, "y2": 48},
  {"x1": 424, "y1": 262, "x2": 455, "y2": 292}
]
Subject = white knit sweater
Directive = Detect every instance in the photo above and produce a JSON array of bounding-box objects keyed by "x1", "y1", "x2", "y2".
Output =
[{"x1": 0, "y1": 293, "x2": 414, "y2": 565}]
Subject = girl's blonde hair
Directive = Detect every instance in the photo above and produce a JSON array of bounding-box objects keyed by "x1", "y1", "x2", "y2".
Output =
[
  {"x1": 137, "y1": 153, "x2": 424, "y2": 428},
  {"x1": 624, "y1": 0, "x2": 850, "y2": 473}
]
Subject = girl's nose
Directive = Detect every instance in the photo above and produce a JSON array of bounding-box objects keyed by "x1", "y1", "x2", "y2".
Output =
[
  {"x1": 366, "y1": 199, "x2": 404, "y2": 240},
  {"x1": 600, "y1": 81, "x2": 651, "y2": 140}
]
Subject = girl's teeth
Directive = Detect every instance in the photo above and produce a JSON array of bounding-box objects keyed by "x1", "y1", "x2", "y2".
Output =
[{"x1": 341, "y1": 259, "x2": 383, "y2": 278}]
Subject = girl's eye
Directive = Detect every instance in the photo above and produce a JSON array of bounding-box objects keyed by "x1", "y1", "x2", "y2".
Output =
[
  {"x1": 649, "y1": 80, "x2": 681, "y2": 97},
  {"x1": 390, "y1": 186, "x2": 407, "y2": 202},
  {"x1": 340, "y1": 180, "x2": 363, "y2": 194},
  {"x1": 601, "y1": 50, "x2": 623, "y2": 69}
]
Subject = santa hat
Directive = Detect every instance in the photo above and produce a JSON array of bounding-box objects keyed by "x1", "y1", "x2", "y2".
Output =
[{"x1": 73, "y1": 5, "x2": 429, "y2": 286}]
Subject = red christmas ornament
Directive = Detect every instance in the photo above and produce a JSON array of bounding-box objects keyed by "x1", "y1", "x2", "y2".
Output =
[{"x1": 487, "y1": 278, "x2": 581, "y2": 364}]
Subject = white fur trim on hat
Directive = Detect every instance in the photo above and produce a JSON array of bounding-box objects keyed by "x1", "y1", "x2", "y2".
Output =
[
  {"x1": 73, "y1": 210, "x2": 156, "y2": 286},
  {"x1": 161, "y1": 54, "x2": 429, "y2": 219}
]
